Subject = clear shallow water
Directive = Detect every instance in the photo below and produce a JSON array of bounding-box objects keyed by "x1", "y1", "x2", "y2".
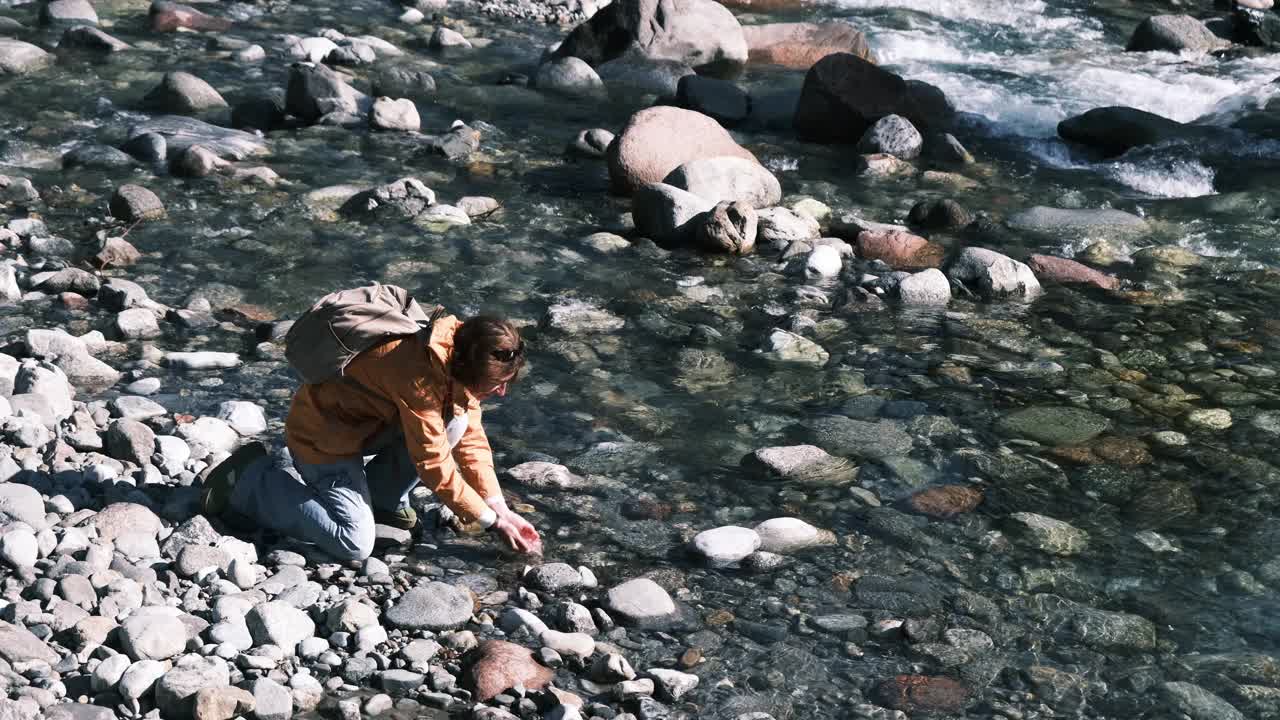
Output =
[{"x1": 3, "y1": 0, "x2": 1280, "y2": 716}]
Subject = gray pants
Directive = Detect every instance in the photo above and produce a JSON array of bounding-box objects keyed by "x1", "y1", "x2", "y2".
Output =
[{"x1": 228, "y1": 439, "x2": 418, "y2": 561}]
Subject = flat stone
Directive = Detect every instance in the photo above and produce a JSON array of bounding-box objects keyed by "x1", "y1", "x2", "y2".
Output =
[
  {"x1": 604, "y1": 579, "x2": 677, "y2": 627},
  {"x1": 996, "y1": 406, "x2": 1110, "y2": 446},
  {"x1": 0, "y1": 620, "x2": 59, "y2": 663},
  {"x1": 1008, "y1": 512, "x2": 1088, "y2": 556},
  {"x1": 385, "y1": 582, "x2": 473, "y2": 631}
]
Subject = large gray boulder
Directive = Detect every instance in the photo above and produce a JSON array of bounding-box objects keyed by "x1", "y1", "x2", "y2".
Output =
[
  {"x1": 632, "y1": 183, "x2": 716, "y2": 245},
  {"x1": 40, "y1": 0, "x2": 98, "y2": 26},
  {"x1": 535, "y1": 56, "x2": 606, "y2": 98},
  {"x1": 608, "y1": 106, "x2": 758, "y2": 195},
  {"x1": 143, "y1": 72, "x2": 228, "y2": 115},
  {"x1": 0, "y1": 39, "x2": 51, "y2": 75},
  {"x1": 946, "y1": 247, "x2": 1041, "y2": 299},
  {"x1": 285, "y1": 62, "x2": 370, "y2": 124},
  {"x1": 553, "y1": 0, "x2": 747, "y2": 78},
  {"x1": 1127, "y1": 15, "x2": 1228, "y2": 54},
  {"x1": 663, "y1": 156, "x2": 780, "y2": 208}
]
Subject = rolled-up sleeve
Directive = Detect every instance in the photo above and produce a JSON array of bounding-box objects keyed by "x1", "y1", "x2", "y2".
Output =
[{"x1": 454, "y1": 403, "x2": 503, "y2": 502}]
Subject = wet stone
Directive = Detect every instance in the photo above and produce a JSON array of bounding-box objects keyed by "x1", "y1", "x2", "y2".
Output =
[
  {"x1": 907, "y1": 485, "x2": 983, "y2": 518},
  {"x1": 809, "y1": 416, "x2": 913, "y2": 460},
  {"x1": 996, "y1": 406, "x2": 1110, "y2": 446},
  {"x1": 1008, "y1": 512, "x2": 1088, "y2": 555},
  {"x1": 874, "y1": 675, "x2": 969, "y2": 714}
]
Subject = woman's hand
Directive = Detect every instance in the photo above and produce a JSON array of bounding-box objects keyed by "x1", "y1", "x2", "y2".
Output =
[
  {"x1": 493, "y1": 509, "x2": 542, "y2": 554},
  {"x1": 487, "y1": 496, "x2": 542, "y2": 554}
]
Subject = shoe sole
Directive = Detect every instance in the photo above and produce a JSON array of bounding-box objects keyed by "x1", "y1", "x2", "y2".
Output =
[{"x1": 200, "y1": 442, "x2": 267, "y2": 516}]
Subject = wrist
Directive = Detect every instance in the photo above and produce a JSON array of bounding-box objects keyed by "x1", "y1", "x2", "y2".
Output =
[
  {"x1": 477, "y1": 508, "x2": 498, "y2": 529},
  {"x1": 485, "y1": 495, "x2": 508, "y2": 512}
]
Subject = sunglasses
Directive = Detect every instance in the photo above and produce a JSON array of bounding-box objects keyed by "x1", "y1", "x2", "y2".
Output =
[{"x1": 491, "y1": 340, "x2": 525, "y2": 362}]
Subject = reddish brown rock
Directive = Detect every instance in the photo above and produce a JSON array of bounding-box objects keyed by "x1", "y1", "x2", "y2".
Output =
[
  {"x1": 462, "y1": 641, "x2": 554, "y2": 702},
  {"x1": 907, "y1": 485, "x2": 983, "y2": 518},
  {"x1": 1028, "y1": 254, "x2": 1119, "y2": 290},
  {"x1": 856, "y1": 229, "x2": 943, "y2": 270},
  {"x1": 92, "y1": 237, "x2": 141, "y2": 268},
  {"x1": 149, "y1": 1, "x2": 232, "y2": 32},
  {"x1": 742, "y1": 22, "x2": 874, "y2": 70},
  {"x1": 1092, "y1": 436, "x2": 1152, "y2": 466},
  {"x1": 1045, "y1": 446, "x2": 1098, "y2": 465},
  {"x1": 875, "y1": 675, "x2": 969, "y2": 713},
  {"x1": 59, "y1": 292, "x2": 90, "y2": 311},
  {"x1": 795, "y1": 53, "x2": 952, "y2": 143},
  {"x1": 607, "y1": 106, "x2": 758, "y2": 195}
]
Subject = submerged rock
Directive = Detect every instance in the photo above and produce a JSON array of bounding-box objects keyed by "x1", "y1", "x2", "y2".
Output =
[
  {"x1": 997, "y1": 406, "x2": 1110, "y2": 446},
  {"x1": 875, "y1": 675, "x2": 969, "y2": 714},
  {"x1": 1007, "y1": 512, "x2": 1088, "y2": 555},
  {"x1": 743, "y1": 444, "x2": 854, "y2": 483},
  {"x1": 760, "y1": 329, "x2": 828, "y2": 365},
  {"x1": 126, "y1": 115, "x2": 266, "y2": 160}
]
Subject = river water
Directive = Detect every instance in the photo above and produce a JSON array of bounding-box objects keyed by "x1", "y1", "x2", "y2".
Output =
[{"x1": 4, "y1": 0, "x2": 1280, "y2": 716}]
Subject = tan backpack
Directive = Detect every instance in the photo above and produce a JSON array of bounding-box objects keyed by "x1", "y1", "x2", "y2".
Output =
[{"x1": 284, "y1": 284, "x2": 446, "y2": 384}]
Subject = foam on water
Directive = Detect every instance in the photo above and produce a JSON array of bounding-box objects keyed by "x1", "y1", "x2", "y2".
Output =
[
  {"x1": 1105, "y1": 159, "x2": 1216, "y2": 198},
  {"x1": 829, "y1": 0, "x2": 1280, "y2": 198}
]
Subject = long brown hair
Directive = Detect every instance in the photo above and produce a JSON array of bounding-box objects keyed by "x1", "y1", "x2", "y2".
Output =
[{"x1": 450, "y1": 316, "x2": 525, "y2": 389}]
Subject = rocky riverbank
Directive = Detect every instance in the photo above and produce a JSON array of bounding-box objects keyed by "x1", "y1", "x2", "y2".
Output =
[{"x1": 2, "y1": 0, "x2": 1280, "y2": 718}]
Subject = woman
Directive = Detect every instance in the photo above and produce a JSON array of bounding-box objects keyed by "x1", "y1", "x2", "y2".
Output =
[{"x1": 200, "y1": 314, "x2": 541, "y2": 561}]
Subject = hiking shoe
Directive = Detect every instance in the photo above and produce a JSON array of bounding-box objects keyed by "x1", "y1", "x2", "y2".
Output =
[
  {"x1": 374, "y1": 506, "x2": 417, "y2": 530},
  {"x1": 200, "y1": 441, "x2": 267, "y2": 517}
]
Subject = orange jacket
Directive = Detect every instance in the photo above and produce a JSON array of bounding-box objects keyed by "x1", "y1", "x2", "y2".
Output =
[{"x1": 285, "y1": 315, "x2": 502, "y2": 523}]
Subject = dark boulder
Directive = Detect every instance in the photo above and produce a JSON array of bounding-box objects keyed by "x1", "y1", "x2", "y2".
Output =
[{"x1": 794, "y1": 53, "x2": 952, "y2": 143}]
